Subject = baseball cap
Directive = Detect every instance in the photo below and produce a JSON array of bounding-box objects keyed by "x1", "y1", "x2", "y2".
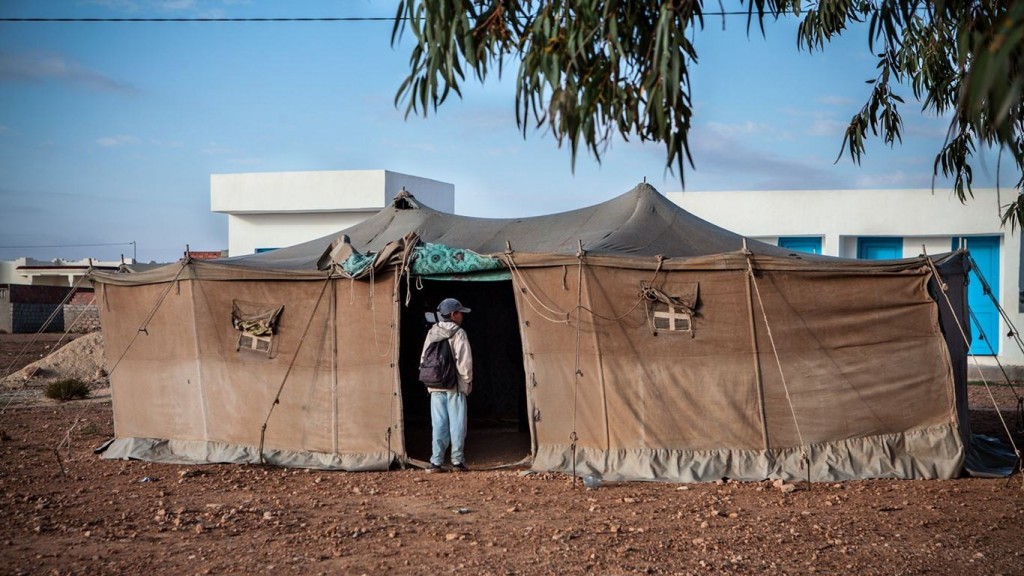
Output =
[{"x1": 438, "y1": 298, "x2": 471, "y2": 316}]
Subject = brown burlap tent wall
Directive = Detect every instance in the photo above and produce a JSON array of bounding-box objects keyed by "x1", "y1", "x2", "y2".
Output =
[{"x1": 91, "y1": 184, "x2": 973, "y2": 482}]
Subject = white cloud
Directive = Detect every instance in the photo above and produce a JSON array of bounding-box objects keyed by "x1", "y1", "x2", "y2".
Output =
[
  {"x1": 854, "y1": 171, "x2": 930, "y2": 188},
  {"x1": 83, "y1": 0, "x2": 141, "y2": 11},
  {"x1": 704, "y1": 121, "x2": 773, "y2": 138},
  {"x1": 807, "y1": 117, "x2": 847, "y2": 137},
  {"x1": 228, "y1": 157, "x2": 263, "y2": 166},
  {"x1": 198, "y1": 8, "x2": 227, "y2": 18},
  {"x1": 201, "y1": 142, "x2": 235, "y2": 155},
  {"x1": 96, "y1": 135, "x2": 142, "y2": 147},
  {"x1": 149, "y1": 138, "x2": 185, "y2": 148},
  {"x1": 158, "y1": 0, "x2": 196, "y2": 10},
  {"x1": 778, "y1": 107, "x2": 849, "y2": 138},
  {"x1": 374, "y1": 137, "x2": 438, "y2": 153},
  {"x1": 689, "y1": 123, "x2": 847, "y2": 189},
  {"x1": 0, "y1": 51, "x2": 136, "y2": 94},
  {"x1": 906, "y1": 118, "x2": 951, "y2": 139},
  {"x1": 817, "y1": 95, "x2": 858, "y2": 107}
]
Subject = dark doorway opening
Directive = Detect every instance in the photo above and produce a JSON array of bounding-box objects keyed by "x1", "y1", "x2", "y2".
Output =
[{"x1": 398, "y1": 279, "x2": 531, "y2": 467}]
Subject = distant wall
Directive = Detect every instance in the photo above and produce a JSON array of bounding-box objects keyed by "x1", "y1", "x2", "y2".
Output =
[
  {"x1": 0, "y1": 285, "x2": 10, "y2": 333},
  {"x1": 64, "y1": 303, "x2": 101, "y2": 333},
  {"x1": 65, "y1": 288, "x2": 99, "y2": 333},
  {"x1": 9, "y1": 303, "x2": 64, "y2": 333},
  {"x1": 10, "y1": 285, "x2": 70, "y2": 333},
  {"x1": 0, "y1": 285, "x2": 100, "y2": 334}
]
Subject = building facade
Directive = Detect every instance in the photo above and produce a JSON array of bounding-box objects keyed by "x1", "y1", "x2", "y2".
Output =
[
  {"x1": 669, "y1": 188, "x2": 1023, "y2": 370},
  {"x1": 211, "y1": 169, "x2": 455, "y2": 257},
  {"x1": 0, "y1": 258, "x2": 121, "y2": 333}
]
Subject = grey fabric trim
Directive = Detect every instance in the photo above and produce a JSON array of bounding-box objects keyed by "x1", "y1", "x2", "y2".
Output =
[
  {"x1": 99, "y1": 437, "x2": 393, "y2": 471},
  {"x1": 532, "y1": 424, "x2": 965, "y2": 482}
]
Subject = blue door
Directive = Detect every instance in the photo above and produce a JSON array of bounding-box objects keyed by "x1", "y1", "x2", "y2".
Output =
[
  {"x1": 857, "y1": 237, "x2": 903, "y2": 260},
  {"x1": 778, "y1": 236, "x2": 822, "y2": 255},
  {"x1": 954, "y1": 236, "x2": 1001, "y2": 355}
]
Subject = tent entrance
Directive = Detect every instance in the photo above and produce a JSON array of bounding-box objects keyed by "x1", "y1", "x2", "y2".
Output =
[{"x1": 398, "y1": 278, "x2": 530, "y2": 467}]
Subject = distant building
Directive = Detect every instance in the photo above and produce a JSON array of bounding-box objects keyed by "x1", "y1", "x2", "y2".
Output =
[
  {"x1": 670, "y1": 187, "x2": 1024, "y2": 370},
  {"x1": 210, "y1": 169, "x2": 455, "y2": 257},
  {"x1": 0, "y1": 258, "x2": 123, "y2": 333},
  {"x1": 0, "y1": 257, "x2": 121, "y2": 287},
  {"x1": 186, "y1": 250, "x2": 227, "y2": 261}
]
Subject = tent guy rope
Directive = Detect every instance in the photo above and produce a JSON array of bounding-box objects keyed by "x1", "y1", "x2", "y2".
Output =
[
  {"x1": 258, "y1": 274, "x2": 333, "y2": 464},
  {"x1": 105, "y1": 258, "x2": 190, "y2": 378},
  {"x1": 744, "y1": 246, "x2": 810, "y2": 481},
  {"x1": 55, "y1": 258, "x2": 190, "y2": 474},
  {"x1": 1, "y1": 265, "x2": 94, "y2": 382},
  {"x1": 1, "y1": 291, "x2": 96, "y2": 415}
]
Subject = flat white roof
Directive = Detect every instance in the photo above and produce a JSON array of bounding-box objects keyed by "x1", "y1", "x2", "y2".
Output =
[{"x1": 210, "y1": 169, "x2": 455, "y2": 214}]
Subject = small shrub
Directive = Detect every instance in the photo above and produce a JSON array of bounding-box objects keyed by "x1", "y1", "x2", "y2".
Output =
[
  {"x1": 79, "y1": 422, "x2": 103, "y2": 436},
  {"x1": 44, "y1": 379, "x2": 91, "y2": 401}
]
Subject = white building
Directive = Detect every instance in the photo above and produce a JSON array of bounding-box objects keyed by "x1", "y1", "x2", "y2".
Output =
[
  {"x1": 670, "y1": 188, "x2": 1023, "y2": 370},
  {"x1": 211, "y1": 169, "x2": 455, "y2": 257},
  {"x1": 0, "y1": 257, "x2": 123, "y2": 287}
]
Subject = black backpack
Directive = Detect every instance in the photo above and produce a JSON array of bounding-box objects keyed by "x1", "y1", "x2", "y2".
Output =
[{"x1": 419, "y1": 336, "x2": 458, "y2": 389}]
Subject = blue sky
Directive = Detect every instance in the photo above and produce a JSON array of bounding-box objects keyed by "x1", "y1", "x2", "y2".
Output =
[{"x1": 0, "y1": 0, "x2": 1016, "y2": 263}]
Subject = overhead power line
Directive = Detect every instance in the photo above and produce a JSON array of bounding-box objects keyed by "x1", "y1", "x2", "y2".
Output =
[
  {"x1": 0, "y1": 242, "x2": 134, "y2": 249},
  {"x1": 0, "y1": 17, "x2": 396, "y2": 22},
  {"x1": 0, "y1": 11, "x2": 779, "y2": 23}
]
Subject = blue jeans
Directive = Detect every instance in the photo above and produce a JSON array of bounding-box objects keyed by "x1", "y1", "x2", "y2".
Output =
[{"x1": 430, "y1": 391, "x2": 468, "y2": 466}]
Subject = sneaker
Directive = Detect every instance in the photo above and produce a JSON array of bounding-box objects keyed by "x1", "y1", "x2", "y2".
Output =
[
  {"x1": 451, "y1": 462, "x2": 469, "y2": 472},
  {"x1": 425, "y1": 463, "x2": 445, "y2": 473}
]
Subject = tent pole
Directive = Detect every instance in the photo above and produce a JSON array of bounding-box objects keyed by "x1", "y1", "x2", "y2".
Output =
[
  {"x1": 189, "y1": 277, "x2": 210, "y2": 442},
  {"x1": 746, "y1": 267, "x2": 770, "y2": 450},
  {"x1": 570, "y1": 240, "x2": 586, "y2": 487},
  {"x1": 331, "y1": 277, "x2": 339, "y2": 457},
  {"x1": 389, "y1": 269, "x2": 405, "y2": 467}
]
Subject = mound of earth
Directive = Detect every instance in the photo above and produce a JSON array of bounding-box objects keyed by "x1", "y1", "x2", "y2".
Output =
[{"x1": 1, "y1": 332, "x2": 107, "y2": 389}]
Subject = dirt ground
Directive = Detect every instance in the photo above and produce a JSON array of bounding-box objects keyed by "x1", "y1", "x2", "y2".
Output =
[{"x1": 2, "y1": 335, "x2": 1024, "y2": 575}]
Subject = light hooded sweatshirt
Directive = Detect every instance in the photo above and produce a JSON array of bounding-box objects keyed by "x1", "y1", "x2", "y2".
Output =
[{"x1": 421, "y1": 320, "x2": 473, "y2": 395}]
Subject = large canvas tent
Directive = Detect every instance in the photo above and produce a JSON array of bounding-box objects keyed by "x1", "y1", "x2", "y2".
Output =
[{"x1": 92, "y1": 184, "x2": 977, "y2": 482}]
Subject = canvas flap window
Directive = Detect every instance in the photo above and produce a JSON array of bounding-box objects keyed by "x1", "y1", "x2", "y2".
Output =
[
  {"x1": 232, "y1": 300, "x2": 284, "y2": 336},
  {"x1": 232, "y1": 300, "x2": 284, "y2": 356},
  {"x1": 642, "y1": 281, "x2": 698, "y2": 335}
]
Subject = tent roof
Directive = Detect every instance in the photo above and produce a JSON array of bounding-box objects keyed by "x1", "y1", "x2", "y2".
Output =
[
  {"x1": 92, "y1": 183, "x2": 956, "y2": 285},
  {"x1": 218, "y1": 183, "x2": 797, "y2": 270}
]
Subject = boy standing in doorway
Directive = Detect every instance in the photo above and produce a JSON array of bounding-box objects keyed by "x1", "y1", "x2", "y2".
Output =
[{"x1": 422, "y1": 298, "x2": 473, "y2": 472}]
